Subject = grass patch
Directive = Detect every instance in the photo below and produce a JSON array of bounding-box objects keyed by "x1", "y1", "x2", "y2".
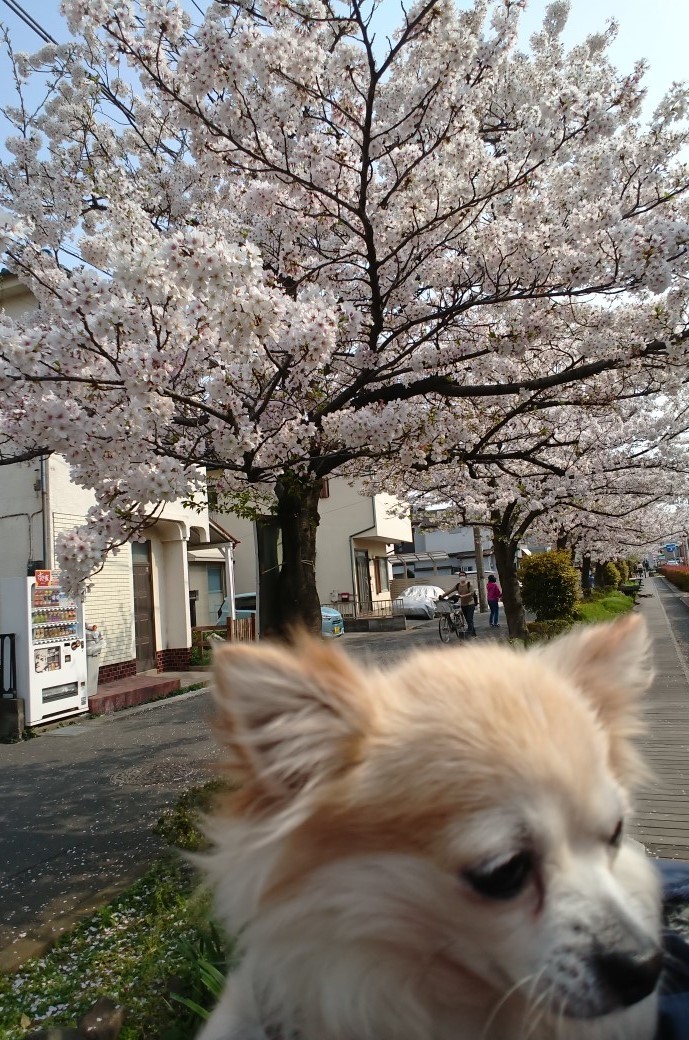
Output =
[
  {"x1": 527, "y1": 589, "x2": 634, "y2": 642},
  {"x1": 0, "y1": 857, "x2": 231, "y2": 1040},
  {"x1": 0, "y1": 781, "x2": 234, "y2": 1039},
  {"x1": 573, "y1": 590, "x2": 635, "y2": 624},
  {"x1": 153, "y1": 779, "x2": 229, "y2": 852}
]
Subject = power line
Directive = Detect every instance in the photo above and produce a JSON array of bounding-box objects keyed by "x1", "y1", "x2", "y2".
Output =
[
  {"x1": 0, "y1": 0, "x2": 185, "y2": 158},
  {"x1": 0, "y1": 0, "x2": 57, "y2": 46}
]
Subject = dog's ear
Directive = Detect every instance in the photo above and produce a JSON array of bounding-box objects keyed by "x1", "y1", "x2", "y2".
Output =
[
  {"x1": 537, "y1": 614, "x2": 653, "y2": 784},
  {"x1": 212, "y1": 636, "x2": 370, "y2": 805}
]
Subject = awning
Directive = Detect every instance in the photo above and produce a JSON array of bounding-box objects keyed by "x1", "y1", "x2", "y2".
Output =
[{"x1": 188, "y1": 547, "x2": 226, "y2": 563}]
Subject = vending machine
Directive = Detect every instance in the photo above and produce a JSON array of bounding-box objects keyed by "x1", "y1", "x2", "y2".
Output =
[{"x1": 0, "y1": 571, "x2": 88, "y2": 725}]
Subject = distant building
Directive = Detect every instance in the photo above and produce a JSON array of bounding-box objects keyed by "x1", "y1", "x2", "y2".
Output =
[{"x1": 391, "y1": 522, "x2": 530, "y2": 582}]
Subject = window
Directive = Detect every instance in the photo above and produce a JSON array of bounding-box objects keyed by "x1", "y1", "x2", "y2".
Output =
[
  {"x1": 319, "y1": 478, "x2": 330, "y2": 499},
  {"x1": 374, "y1": 557, "x2": 390, "y2": 594}
]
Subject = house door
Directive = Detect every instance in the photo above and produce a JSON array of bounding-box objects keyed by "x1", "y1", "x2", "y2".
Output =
[
  {"x1": 132, "y1": 541, "x2": 156, "y2": 672},
  {"x1": 355, "y1": 549, "x2": 372, "y2": 614}
]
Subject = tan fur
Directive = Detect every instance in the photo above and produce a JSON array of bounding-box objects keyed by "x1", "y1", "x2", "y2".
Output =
[{"x1": 199, "y1": 615, "x2": 661, "y2": 1040}]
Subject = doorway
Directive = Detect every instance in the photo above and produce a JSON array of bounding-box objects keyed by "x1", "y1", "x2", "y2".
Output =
[
  {"x1": 132, "y1": 541, "x2": 156, "y2": 671},
  {"x1": 354, "y1": 549, "x2": 372, "y2": 613}
]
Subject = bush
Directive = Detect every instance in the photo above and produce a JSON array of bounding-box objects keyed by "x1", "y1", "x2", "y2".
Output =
[
  {"x1": 519, "y1": 550, "x2": 580, "y2": 621},
  {"x1": 615, "y1": 559, "x2": 629, "y2": 584},
  {"x1": 660, "y1": 565, "x2": 689, "y2": 592},
  {"x1": 526, "y1": 619, "x2": 573, "y2": 641},
  {"x1": 600, "y1": 561, "x2": 621, "y2": 589}
]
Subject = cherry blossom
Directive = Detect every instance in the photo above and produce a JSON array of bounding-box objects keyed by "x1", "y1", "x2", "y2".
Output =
[{"x1": 0, "y1": 0, "x2": 688, "y2": 629}]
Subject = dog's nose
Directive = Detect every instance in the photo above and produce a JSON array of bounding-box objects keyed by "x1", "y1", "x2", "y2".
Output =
[{"x1": 593, "y1": 947, "x2": 663, "y2": 1007}]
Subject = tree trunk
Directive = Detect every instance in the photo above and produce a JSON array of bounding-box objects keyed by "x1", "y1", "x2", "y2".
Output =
[
  {"x1": 257, "y1": 474, "x2": 322, "y2": 640},
  {"x1": 556, "y1": 527, "x2": 568, "y2": 551},
  {"x1": 473, "y1": 526, "x2": 487, "y2": 612},
  {"x1": 581, "y1": 553, "x2": 592, "y2": 596},
  {"x1": 594, "y1": 560, "x2": 604, "y2": 588},
  {"x1": 255, "y1": 516, "x2": 282, "y2": 637},
  {"x1": 492, "y1": 522, "x2": 528, "y2": 642}
]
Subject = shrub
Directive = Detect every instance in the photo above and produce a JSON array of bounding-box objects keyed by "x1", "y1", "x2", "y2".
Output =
[
  {"x1": 519, "y1": 550, "x2": 580, "y2": 620},
  {"x1": 660, "y1": 565, "x2": 689, "y2": 592},
  {"x1": 526, "y1": 619, "x2": 572, "y2": 641},
  {"x1": 615, "y1": 559, "x2": 629, "y2": 584},
  {"x1": 600, "y1": 561, "x2": 621, "y2": 589}
]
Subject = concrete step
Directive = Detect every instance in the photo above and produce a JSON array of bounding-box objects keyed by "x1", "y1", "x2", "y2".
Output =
[{"x1": 89, "y1": 675, "x2": 181, "y2": 715}]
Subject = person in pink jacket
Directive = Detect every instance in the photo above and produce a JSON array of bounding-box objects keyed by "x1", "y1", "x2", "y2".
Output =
[{"x1": 486, "y1": 574, "x2": 502, "y2": 627}]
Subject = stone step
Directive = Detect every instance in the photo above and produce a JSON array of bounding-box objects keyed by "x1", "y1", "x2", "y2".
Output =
[{"x1": 89, "y1": 675, "x2": 181, "y2": 715}]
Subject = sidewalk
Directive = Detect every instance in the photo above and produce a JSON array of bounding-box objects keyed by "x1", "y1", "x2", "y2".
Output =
[
  {"x1": 631, "y1": 577, "x2": 689, "y2": 860},
  {"x1": 0, "y1": 687, "x2": 218, "y2": 971}
]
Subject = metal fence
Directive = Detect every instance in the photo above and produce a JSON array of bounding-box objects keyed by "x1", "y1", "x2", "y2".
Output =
[
  {"x1": 333, "y1": 600, "x2": 404, "y2": 619},
  {"x1": 1, "y1": 633, "x2": 17, "y2": 698}
]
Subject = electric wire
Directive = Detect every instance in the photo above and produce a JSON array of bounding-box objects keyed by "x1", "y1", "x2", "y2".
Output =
[{"x1": 0, "y1": 0, "x2": 57, "y2": 45}]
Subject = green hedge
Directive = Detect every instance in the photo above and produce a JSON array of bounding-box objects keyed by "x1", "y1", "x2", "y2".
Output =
[
  {"x1": 600, "y1": 561, "x2": 621, "y2": 589},
  {"x1": 527, "y1": 590, "x2": 634, "y2": 642},
  {"x1": 526, "y1": 618, "x2": 573, "y2": 641},
  {"x1": 519, "y1": 550, "x2": 580, "y2": 620},
  {"x1": 659, "y1": 565, "x2": 689, "y2": 592}
]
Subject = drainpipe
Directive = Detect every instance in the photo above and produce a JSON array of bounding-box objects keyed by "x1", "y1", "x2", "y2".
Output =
[
  {"x1": 223, "y1": 543, "x2": 236, "y2": 620},
  {"x1": 40, "y1": 455, "x2": 51, "y2": 567}
]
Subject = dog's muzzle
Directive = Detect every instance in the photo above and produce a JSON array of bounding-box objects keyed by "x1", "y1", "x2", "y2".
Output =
[{"x1": 592, "y1": 945, "x2": 663, "y2": 1008}]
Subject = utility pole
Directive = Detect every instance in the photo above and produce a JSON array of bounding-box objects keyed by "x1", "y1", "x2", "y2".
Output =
[{"x1": 473, "y1": 526, "x2": 488, "y2": 612}]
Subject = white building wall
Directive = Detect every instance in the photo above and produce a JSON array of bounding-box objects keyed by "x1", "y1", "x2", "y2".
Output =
[
  {"x1": 49, "y1": 458, "x2": 206, "y2": 662},
  {"x1": 52, "y1": 511, "x2": 136, "y2": 668},
  {"x1": 0, "y1": 461, "x2": 44, "y2": 579},
  {"x1": 188, "y1": 561, "x2": 212, "y2": 626},
  {"x1": 316, "y1": 482, "x2": 374, "y2": 602},
  {"x1": 372, "y1": 494, "x2": 413, "y2": 543},
  {"x1": 215, "y1": 480, "x2": 411, "y2": 608}
]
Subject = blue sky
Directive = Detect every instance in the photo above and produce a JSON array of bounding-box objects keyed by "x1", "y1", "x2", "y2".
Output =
[{"x1": 0, "y1": 0, "x2": 686, "y2": 119}]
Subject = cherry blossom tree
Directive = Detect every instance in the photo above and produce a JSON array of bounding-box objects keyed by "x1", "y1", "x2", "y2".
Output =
[
  {"x1": 1, "y1": 0, "x2": 689, "y2": 634},
  {"x1": 397, "y1": 391, "x2": 689, "y2": 638}
]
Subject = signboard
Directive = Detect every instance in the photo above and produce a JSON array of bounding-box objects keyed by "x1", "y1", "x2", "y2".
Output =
[
  {"x1": 34, "y1": 569, "x2": 52, "y2": 587},
  {"x1": 666, "y1": 544, "x2": 677, "y2": 553}
]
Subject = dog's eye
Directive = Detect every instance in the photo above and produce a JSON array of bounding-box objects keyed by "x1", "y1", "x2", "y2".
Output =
[
  {"x1": 463, "y1": 851, "x2": 533, "y2": 900},
  {"x1": 609, "y1": 819, "x2": 623, "y2": 847}
]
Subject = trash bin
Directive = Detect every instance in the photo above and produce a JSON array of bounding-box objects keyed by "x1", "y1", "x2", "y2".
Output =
[{"x1": 85, "y1": 624, "x2": 106, "y2": 698}]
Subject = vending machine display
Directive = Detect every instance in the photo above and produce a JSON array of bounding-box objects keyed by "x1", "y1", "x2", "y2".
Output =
[{"x1": 0, "y1": 574, "x2": 88, "y2": 725}]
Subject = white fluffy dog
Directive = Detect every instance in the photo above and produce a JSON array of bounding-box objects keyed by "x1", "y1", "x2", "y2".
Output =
[{"x1": 198, "y1": 614, "x2": 661, "y2": 1040}]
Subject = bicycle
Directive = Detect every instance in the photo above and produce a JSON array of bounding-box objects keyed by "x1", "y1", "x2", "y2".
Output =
[{"x1": 436, "y1": 599, "x2": 466, "y2": 642}]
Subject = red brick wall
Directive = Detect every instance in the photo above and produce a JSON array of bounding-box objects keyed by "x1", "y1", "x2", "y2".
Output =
[
  {"x1": 156, "y1": 647, "x2": 191, "y2": 672},
  {"x1": 97, "y1": 659, "x2": 137, "y2": 685}
]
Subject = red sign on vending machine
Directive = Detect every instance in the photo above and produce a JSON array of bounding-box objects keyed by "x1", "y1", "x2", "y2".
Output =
[{"x1": 35, "y1": 569, "x2": 52, "y2": 587}]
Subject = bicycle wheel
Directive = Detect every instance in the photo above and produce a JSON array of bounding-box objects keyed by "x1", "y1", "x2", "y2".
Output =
[
  {"x1": 439, "y1": 616, "x2": 451, "y2": 643},
  {"x1": 454, "y1": 615, "x2": 466, "y2": 639}
]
